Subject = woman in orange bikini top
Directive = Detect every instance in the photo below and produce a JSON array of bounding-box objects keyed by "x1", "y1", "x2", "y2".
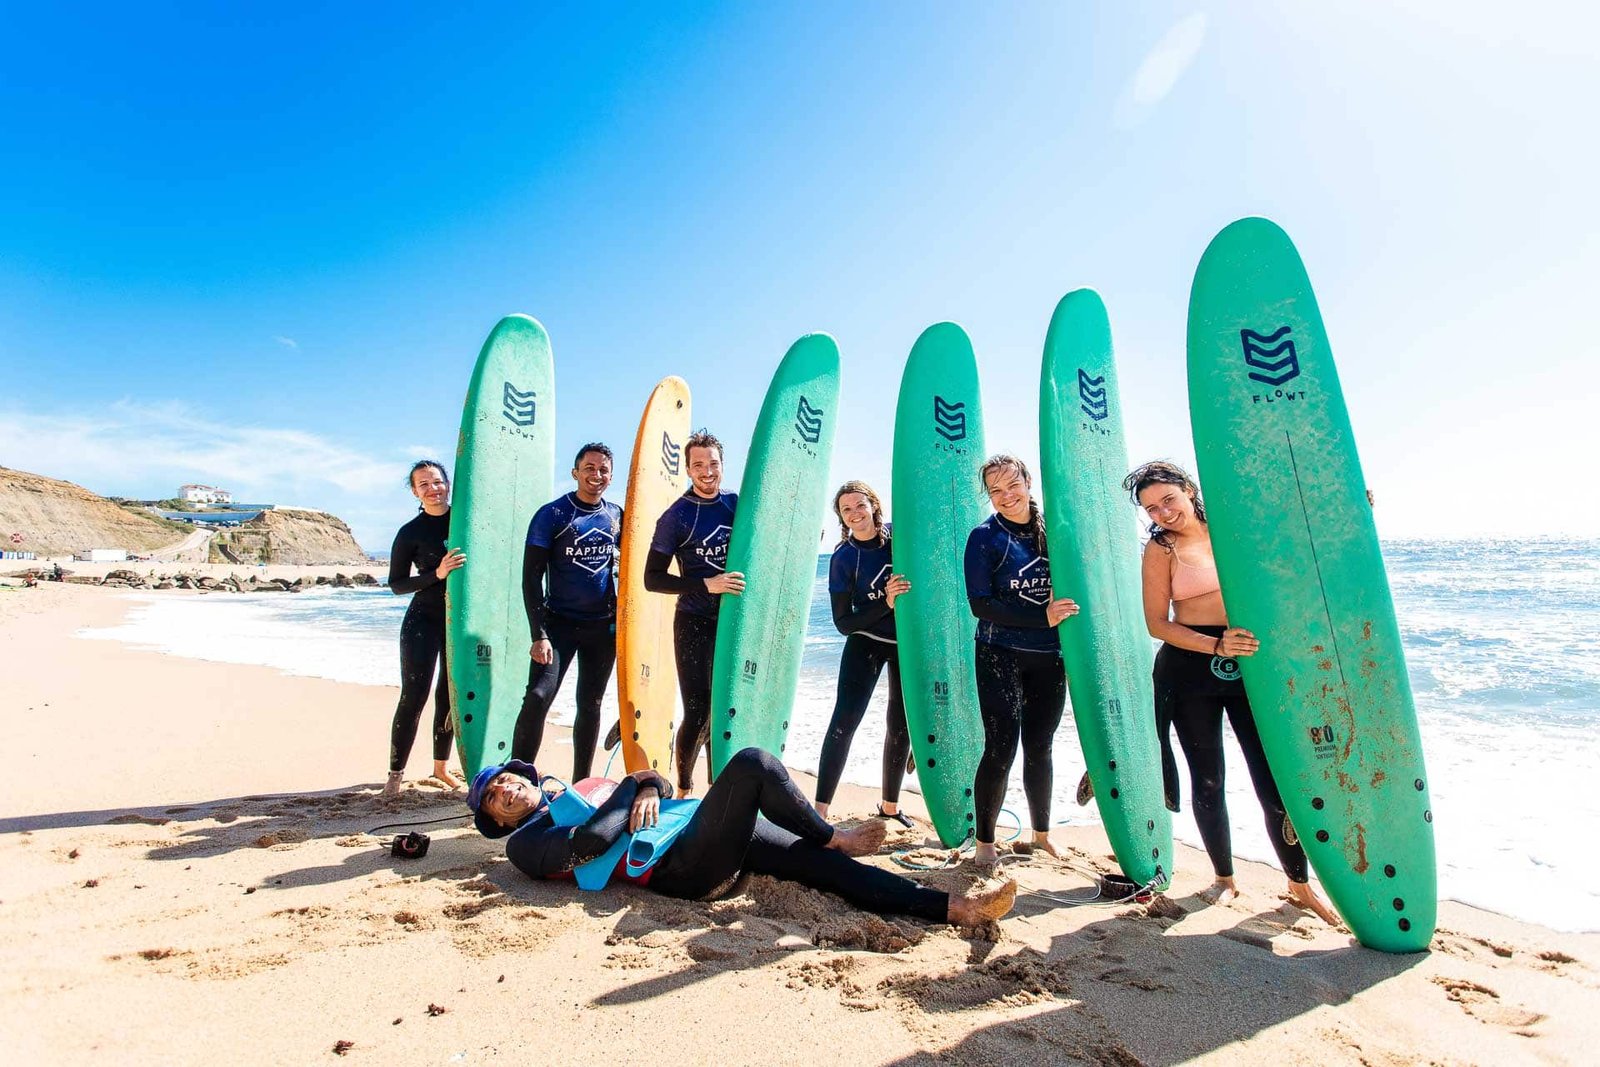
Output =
[{"x1": 1123, "y1": 460, "x2": 1338, "y2": 926}]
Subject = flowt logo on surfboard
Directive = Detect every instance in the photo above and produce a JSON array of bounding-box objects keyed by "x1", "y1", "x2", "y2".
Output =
[
  {"x1": 794, "y1": 396, "x2": 825, "y2": 444},
  {"x1": 660, "y1": 432, "x2": 681, "y2": 476},
  {"x1": 933, "y1": 395, "x2": 967, "y2": 441},
  {"x1": 1241, "y1": 327, "x2": 1301, "y2": 386},
  {"x1": 1077, "y1": 369, "x2": 1108, "y2": 421},
  {"x1": 1240, "y1": 327, "x2": 1308, "y2": 406},
  {"x1": 502, "y1": 382, "x2": 538, "y2": 427}
]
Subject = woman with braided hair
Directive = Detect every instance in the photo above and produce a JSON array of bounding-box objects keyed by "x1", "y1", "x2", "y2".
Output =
[{"x1": 964, "y1": 454, "x2": 1078, "y2": 868}]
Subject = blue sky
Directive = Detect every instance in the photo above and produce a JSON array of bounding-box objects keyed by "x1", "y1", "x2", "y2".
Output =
[{"x1": 2, "y1": 2, "x2": 1595, "y2": 549}]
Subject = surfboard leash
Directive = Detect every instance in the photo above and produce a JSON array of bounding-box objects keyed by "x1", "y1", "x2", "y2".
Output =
[{"x1": 891, "y1": 808, "x2": 1023, "y2": 871}]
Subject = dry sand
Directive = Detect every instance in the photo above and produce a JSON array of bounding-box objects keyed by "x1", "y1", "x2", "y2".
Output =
[{"x1": 3, "y1": 582, "x2": 1597, "y2": 1065}]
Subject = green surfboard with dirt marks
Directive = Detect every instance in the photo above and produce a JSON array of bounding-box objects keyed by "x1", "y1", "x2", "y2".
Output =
[{"x1": 1188, "y1": 217, "x2": 1435, "y2": 952}]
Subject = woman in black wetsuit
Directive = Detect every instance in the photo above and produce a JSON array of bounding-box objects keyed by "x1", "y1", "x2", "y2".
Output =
[
  {"x1": 813, "y1": 480, "x2": 913, "y2": 825},
  {"x1": 383, "y1": 460, "x2": 465, "y2": 797},
  {"x1": 468, "y1": 746, "x2": 1017, "y2": 926},
  {"x1": 1125, "y1": 460, "x2": 1337, "y2": 923}
]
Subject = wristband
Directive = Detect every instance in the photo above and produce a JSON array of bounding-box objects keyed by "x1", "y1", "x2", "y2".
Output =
[{"x1": 1213, "y1": 635, "x2": 1224, "y2": 655}]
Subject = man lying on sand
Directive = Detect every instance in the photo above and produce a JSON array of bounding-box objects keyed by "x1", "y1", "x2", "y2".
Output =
[{"x1": 469, "y1": 745, "x2": 1016, "y2": 926}]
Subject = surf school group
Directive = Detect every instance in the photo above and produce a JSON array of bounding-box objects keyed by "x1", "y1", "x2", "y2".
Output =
[{"x1": 384, "y1": 217, "x2": 1436, "y2": 956}]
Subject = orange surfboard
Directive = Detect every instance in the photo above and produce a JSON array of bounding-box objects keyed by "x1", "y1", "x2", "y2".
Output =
[{"x1": 616, "y1": 377, "x2": 691, "y2": 773}]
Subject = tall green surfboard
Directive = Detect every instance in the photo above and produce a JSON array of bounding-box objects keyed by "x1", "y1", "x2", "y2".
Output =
[
  {"x1": 446, "y1": 315, "x2": 555, "y2": 778},
  {"x1": 1039, "y1": 289, "x2": 1173, "y2": 887},
  {"x1": 892, "y1": 323, "x2": 986, "y2": 847},
  {"x1": 710, "y1": 334, "x2": 840, "y2": 774},
  {"x1": 1188, "y1": 218, "x2": 1435, "y2": 952}
]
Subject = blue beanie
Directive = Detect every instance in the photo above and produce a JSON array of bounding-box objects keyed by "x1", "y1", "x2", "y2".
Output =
[{"x1": 466, "y1": 759, "x2": 540, "y2": 839}]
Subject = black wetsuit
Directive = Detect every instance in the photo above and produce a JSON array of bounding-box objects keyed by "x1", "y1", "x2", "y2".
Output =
[
  {"x1": 815, "y1": 534, "x2": 909, "y2": 806},
  {"x1": 503, "y1": 747, "x2": 947, "y2": 920},
  {"x1": 964, "y1": 513, "x2": 1067, "y2": 840},
  {"x1": 512, "y1": 493, "x2": 623, "y2": 778},
  {"x1": 387, "y1": 509, "x2": 454, "y2": 772},
  {"x1": 1155, "y1": 625, "x2": 1309, "y2": 881},
  {"x1": 645, "y1": 489, "x2": 737, "y2": 791}
]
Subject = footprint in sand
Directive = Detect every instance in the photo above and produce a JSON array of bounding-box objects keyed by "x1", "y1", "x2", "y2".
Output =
[
  {"x1": 1096, "y1": 965, "x2": 1174, "y2": 992},
  {"x1": 1533, "y1": 948, "x2": 1591, "y2": 976},
  {"x1": 1431, "y1": 975, "x2": 1546, "y2": 1034}
]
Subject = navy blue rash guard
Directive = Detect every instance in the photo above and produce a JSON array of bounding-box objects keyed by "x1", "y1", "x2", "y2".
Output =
[
  {"x1": 523, "y1": 493, "x2": 622, "y2": 633},
  {"x1": 645, "y1": 490, "x2": 738, "y2": 618},
  {"x1": 828, "y1": 531, "x2": 896, "y2": 643},
  {"x1": 963, "y1": 513, "x2": 1060, "y2": 654}
]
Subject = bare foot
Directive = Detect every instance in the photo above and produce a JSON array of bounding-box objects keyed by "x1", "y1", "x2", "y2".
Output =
[
  {"x1": 1200, "y1": 876, "x2": 1240, "y2": 906},
  {"x1": 813, "y1": 800, "x2": 831, "y2": 820},
  {"x1": 1284, "y1": 880, "x2": 1341, "y2": 926},
  {"x1": 971, "y1": 841, "x2": 1000, "y2": 871},
  {"x1": 948, "y1": 878, "x2": 1017, "y2": 925},
  {"x1": 1030, "y1": 831, "x2": 1061, "y2": 859},
  {"x1": 827, "y1": 819, "x2": 888, "y2": 857},
  {"x1": 431, "y1": 761, "x2": 462, "y2": 790}
]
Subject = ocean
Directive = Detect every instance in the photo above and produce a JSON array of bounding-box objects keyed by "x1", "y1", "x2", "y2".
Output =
[{"x1": 79, "y1": 538, "x2": 1600, "y2": 933}]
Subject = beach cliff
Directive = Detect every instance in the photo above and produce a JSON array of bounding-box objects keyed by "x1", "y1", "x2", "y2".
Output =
[
  {"x1": 0, "y1": 465, "x2": 367, "y2": 565},
  {"x1": 0, "y1": 465, "x2": 189, "y2": 557},
  {"x1": 207, "y1": 506, "x2": 366, "y2": 566}
]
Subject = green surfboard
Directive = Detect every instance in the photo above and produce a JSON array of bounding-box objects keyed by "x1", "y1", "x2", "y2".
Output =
[
  {"x1": 710, "y1": 334, "x2": 840, "y2": 775},
  {"x1": 1188, "y1": 218, "x2": 1435, "y2": 952},
  {"x1": 446, "y1": 314, "x2": 555, "y2": 778},
  {"x1": 892, "y1": 323, "x2": 986, "y2": 847},
  {"x1": 1039, "y1": 289, "x2": 1173, "y2": 887}
]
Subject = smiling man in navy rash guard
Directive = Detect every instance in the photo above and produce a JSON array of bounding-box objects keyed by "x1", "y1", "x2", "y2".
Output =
[
  {"x1": 643, "y1": 429, "x2": 742, "y2": 796},
  {"x1": 512, "y1": 443, "x2": 624, "y2": 779}
]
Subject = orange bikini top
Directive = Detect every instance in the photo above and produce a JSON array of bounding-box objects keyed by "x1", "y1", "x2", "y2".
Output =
[{"x1": 1170, "y1": 547, "x2": 1220, "y2": 602}]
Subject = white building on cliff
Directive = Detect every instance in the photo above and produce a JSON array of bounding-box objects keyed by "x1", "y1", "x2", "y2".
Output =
[{"x1": 180, "y1": 484, "x2": 234, "y2": 505}]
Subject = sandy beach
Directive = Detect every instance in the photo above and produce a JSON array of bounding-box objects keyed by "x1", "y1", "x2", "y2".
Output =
[{"x1": 3, "y1": 581, "x2": 1597, "y2": 1066}]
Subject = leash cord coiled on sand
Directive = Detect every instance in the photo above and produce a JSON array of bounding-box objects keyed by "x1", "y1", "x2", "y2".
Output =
[
  {"x1": 891, "y1": 808, "x2": 1023, "y2": 871},
  {"x1": 1017, "y1": 867, "x2": 1167, "y2": 909},
  {"x1": 363, "y1": 813, "x2": 472, "y2": 836}
]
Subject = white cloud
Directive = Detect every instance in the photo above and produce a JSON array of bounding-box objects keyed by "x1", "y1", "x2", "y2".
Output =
[
  {"x1": 275, "y1": 336, "x2": 299, "y2": 349},
  {"x1": 0, "y1": 400, "x2": 408, "y2": 547},
  {"x1": 1115, "y1": 12, "x2": 1208, "y2": 128}
]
